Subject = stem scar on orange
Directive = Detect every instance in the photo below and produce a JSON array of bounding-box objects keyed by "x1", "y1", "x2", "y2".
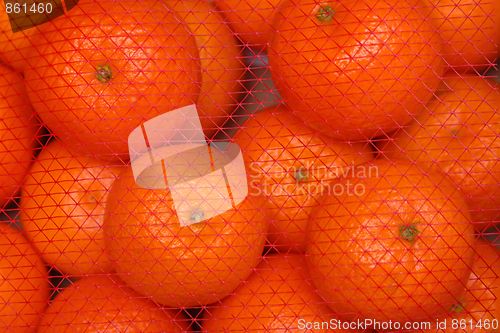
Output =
[
  {"x1": 104, "y1": 165, "x2": 269, "y2": 307},
  {"x1": 269, "y1": 0, "x2": 445, "y2": 141},
  {"x1": 381, "y1": 76, "x2": 500, "y2": 231},
  {"x1": 306, "y1": 160, "x2": 476, "y2": 323},
  {"x1": 234, "y1": 105, "x2": 373, "y2": 252},
  {"x1": 416, "y1": 241, "x2": 499, "y2": 333},
  {"x1": 24, "y1": 0, "x2": 201, "y2": 161}
]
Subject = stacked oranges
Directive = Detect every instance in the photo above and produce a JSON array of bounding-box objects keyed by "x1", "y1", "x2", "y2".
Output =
[{"x1": 0, "y1": 0, "x2": 498, "y2": 332}]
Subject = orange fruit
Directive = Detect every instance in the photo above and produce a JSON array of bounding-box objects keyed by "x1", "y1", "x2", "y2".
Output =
[
  {"x1": 269, "y1": 0, "x2": 444, "y2": 141},
  {"x1": 104, "y1": 165, "x2": 269, "y2": 307},
  {"x1": 214, "y1": 0, "x2": 282, "y2": 47},
  {"x1": 168, "y1": 0, "x2": 244, "y2": 138},
  {"x1": 381, "y1": 76, "x2": 500, "y2": 230},
  {"x1": 416, "y1": 241, "x2": 499, "y2": 333},
  {"x1": 0, "y1": 63, "x2": 38, "y2": 207},
  {"x1": 0, "y1": 223, "x2": 49, "y2": 332},
  {"x1": 423, "y1": 0, "x2": 499, "y2": 72},
  {"x1": 234, "y1": 106, "x2": 373, "y2": 252},
  {"x1": 202, "y1": 254, "x2": 351, "y2": 332},
  {"x1": 306, "y1": 160, "x2": 475, "y2": 323},
  {"x1": 24, "y1": 0, "x2": 201, "y2": 161},
  {"x1": 37, "y1": 276, "x2": 188, "y2": 332},
  {"x1": 20, "y1": 140, "x2": 122, "y2": 276}
]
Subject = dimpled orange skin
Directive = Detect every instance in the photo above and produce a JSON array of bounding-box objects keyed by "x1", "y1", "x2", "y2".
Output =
[
  {"x1": 20, "y1": 140, "x2": 122, "y2": 276},
  {"x1": 104, "y1": 166, "x2": 269, "y2": 307},
  {"x1": 0, "y1": 64, "x2": 38, "y2": 207},
  {"x1": 416, "y1": 241, "x2": 499, "y2": 333},
  {"x1": 24, "y1": 0, "x2": 201, "y2": 161},
  {"x1": 37, "y1": 276, "x2": 188, "y2": 333},
  {"x1": 203, "y1": 255, "x2": 355, "y2": 332},
  {"x1": 382, "y1": 77, "x2": 500, "y2": 230},
  {"x1": 306, "y1": 160, "x2": 475, "y2": 323},
  {"x1": 269, "y1": 0, "x2": 444, "y2": 141},
  {"x1": 0, "y1": 223, "x2": 49, "y2": 332},
  {"x1": 234, "y1": 106, "x2": 373, "y2": 253},
  {"x1": 422, "y1": 0, "x2": 498, "y2": 72},
  {"x1": 214, "y1": 0, "x2": 282, "y2": 47},
  {"x1": 169, "y1": 0, "x2": 244, "y2": 138}
]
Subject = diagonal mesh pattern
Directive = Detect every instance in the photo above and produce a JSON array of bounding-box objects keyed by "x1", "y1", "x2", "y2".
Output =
[{"x1": 0, "y1": 0, "x2": 498, "y2": 332}]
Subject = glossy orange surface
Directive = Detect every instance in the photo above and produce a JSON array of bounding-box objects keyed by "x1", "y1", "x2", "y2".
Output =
[
  {"x1": 306, "y1": 160, "x2": 475, "y2": 323},
  {"x1": 169, "y1": 0, "x2": 244, "y2": 138},
  {"x1": 24, "y1": 0, "x2": 201, "y2": 160},
  {"x1": 0, "y1": 224, "x2": 48, "y2": 332},
  {"x1": 269, "y1": 0, "x2": 445, "y2": 140},
  {"x1": 21, "y1": 140, "x2": 121, "y2": 275},
  {"x1": 38, "y1": 276, "x2": 187, "y2": 332},
  {"x1": 214, "y1": 0, "x2": 282, "y2": 47},
  {"x1": 203, "y1": 255, "x2": 353, "y2": 332},
  {"x1": 382, "y1": 76, "x2": 500, "y2": 229},
  {"x1": 417, "y1": 241, "x2": 499, "y2": 333},
  {"x1": 0, "y1": 64, "x2": 38, "y2": 207},
  {"x1": 104, "y1": 166, "x2": 269, "y2": 307},
  {"x1": 234, "y1": 105, "x2": 373, "y2": 252}
]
